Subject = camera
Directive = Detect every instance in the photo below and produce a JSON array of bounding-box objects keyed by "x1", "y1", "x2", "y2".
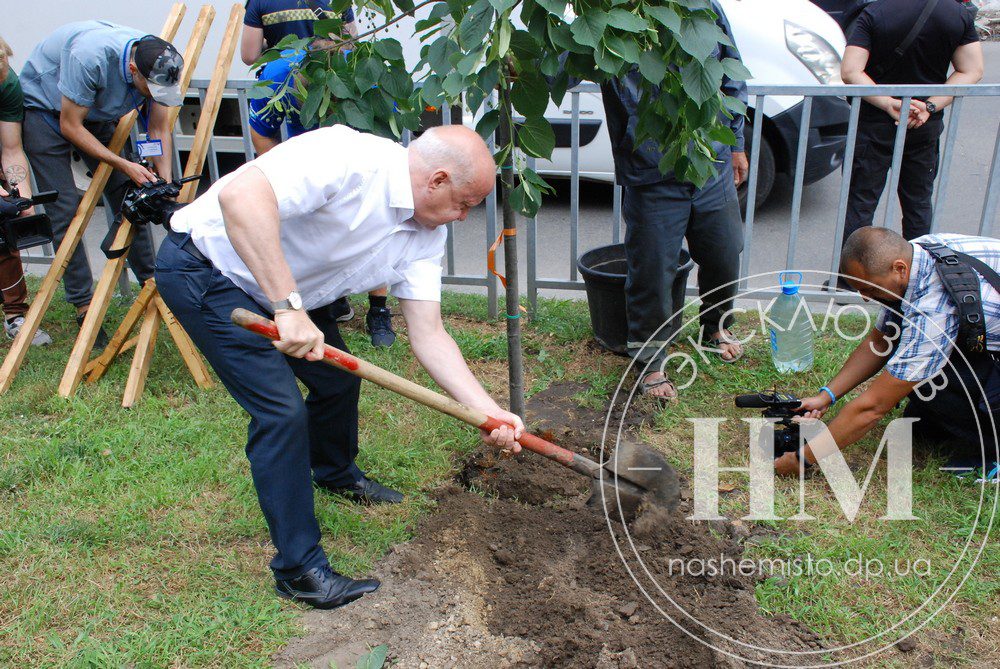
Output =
[
  {"x1": 120, "y1": 175, "x2": 201, "y2": 228},
  {"x1": 734, "y1": 390, "x2": 804, "y2": 460},
  {"x1": 0, "y1": 186, "x2": 58, "y2": 253}
]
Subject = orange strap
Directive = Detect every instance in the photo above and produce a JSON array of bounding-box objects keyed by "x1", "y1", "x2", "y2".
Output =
[{"x1": 487, "y1": 228, "x2": 517, "y2": 288}]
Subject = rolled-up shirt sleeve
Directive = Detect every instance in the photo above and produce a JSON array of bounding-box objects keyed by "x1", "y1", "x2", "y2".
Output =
[
  {"x1": 391, "y1": 228, "x2": 446, "y2": 302},
  {"x1": 57, "y1": 54, "x2": 100, "y2": 108},
  {"x1": 251, "y1": 129, "x2": 348, "y2": 218}
]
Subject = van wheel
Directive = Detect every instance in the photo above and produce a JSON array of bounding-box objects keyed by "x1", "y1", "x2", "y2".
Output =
[{"x1": 738, "y1": 131, "x2": 775, "y2": 215}]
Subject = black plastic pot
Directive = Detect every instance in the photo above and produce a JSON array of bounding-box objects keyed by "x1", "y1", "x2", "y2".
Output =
[{"x1": 577, "y1": 244, "x2": 694, "y2": 355}]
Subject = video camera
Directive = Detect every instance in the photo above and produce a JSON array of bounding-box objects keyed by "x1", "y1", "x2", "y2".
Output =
[
  {"x1": 120, "y1": 175, "x2": 201, "y2": 228},
  {"x1": 0, "y1": 187, "x2": 58, "y2": 253},
  {"x1": 734, "y1": 390, "x2": 804, "y2": 460}
]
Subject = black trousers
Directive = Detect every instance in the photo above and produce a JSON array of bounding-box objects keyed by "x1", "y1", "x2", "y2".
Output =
[
  {"x1": 843, "y1": 113, "x2": 945, "y2": 244},
  {"x1": 622, "y1": 170, "x2": 744, "y2": 366},
  {"x1": 156, "y1": 232, "x2": 363, "y2": 580},
  {"x1": 21, "y1": 109, "x2": 156, "y2": 307},
  {"x1": 904, "y1": 349, "x2": 1000, "y2": 454}
]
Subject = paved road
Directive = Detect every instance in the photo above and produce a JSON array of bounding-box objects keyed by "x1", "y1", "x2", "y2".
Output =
[{"x1": 26, "y1": 44, "x2": 1000, "y2": 306}]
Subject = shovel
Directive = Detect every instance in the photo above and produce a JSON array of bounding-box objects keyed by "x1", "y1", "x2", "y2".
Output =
[{"x1": 231, "y1": 308, "x2": 679, "y2": 520}]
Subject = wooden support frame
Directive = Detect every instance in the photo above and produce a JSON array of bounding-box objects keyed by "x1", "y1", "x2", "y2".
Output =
[
  {"x1": 58, "y1": 5, "x2": 216, "y2": 397},
  {"x1": 0, "y1": 3, "x2": 187, "y2": 395},
  {"x1": 107, "y1": 3, "x2": 245, "y2": 407}
]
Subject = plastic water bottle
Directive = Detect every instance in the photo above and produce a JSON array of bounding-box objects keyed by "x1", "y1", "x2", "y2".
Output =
[{"x1": 768, "y1": 272, "x2": 814, "y2": 373}]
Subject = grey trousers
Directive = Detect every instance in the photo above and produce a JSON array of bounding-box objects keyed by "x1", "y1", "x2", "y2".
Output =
[
  {"x1": 622, "y1": 169, "x2": 744, "y2": 366},
  {"x1": 22, "y1": 109, "x2": 156, "y2": 308}
]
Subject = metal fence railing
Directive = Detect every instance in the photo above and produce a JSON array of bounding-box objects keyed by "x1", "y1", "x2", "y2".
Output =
[{"x1": 24, "y1": 81, "x2": 1000, "y2": 317}]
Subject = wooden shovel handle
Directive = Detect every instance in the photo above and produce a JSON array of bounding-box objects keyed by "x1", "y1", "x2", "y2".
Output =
[{"x1": 230, "y1": 309, "x2": 595, "y2": 474}]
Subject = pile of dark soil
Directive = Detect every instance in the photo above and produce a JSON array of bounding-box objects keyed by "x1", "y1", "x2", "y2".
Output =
[{"x1": 274, "y1": 384, "x2": 821, "y2": 668}]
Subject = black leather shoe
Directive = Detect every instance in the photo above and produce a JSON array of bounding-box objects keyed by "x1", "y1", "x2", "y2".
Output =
[
  {"x1": 275, "y1": 565, "x2": 380, "y2": 609},
  {"x1": 320, "y1": 476, "x2": 404, "y2": 504}
]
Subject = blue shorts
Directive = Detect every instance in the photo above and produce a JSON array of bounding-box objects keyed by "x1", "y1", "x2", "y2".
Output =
[{"x1": 248, "y1": 50, "x2": 311, "y2": 139}]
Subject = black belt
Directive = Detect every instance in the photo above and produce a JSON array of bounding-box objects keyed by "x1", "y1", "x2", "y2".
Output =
[{"x1": 167, "y1": 229, "x2": 208, "y2": 263}]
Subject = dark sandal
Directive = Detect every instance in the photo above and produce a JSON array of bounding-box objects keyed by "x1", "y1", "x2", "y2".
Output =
[
  {"x1": 639, "y1": 376, "x2": 678, "y2": 404},
  {"x1": 707, "y1": 336, "x2": 743, "y2": 364}
]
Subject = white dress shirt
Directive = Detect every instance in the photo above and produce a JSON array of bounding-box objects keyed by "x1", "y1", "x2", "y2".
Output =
[{"x1": 170, "y1": 125, "x2": 447, "y2": 311}]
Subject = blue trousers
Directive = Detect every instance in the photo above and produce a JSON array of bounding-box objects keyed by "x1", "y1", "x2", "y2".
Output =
[{"x1": 155, "y1": 232, "x2": 364, "y2": 579}]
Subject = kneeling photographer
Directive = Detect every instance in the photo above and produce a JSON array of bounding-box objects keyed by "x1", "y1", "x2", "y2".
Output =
[{"x1": 775, "y1": 226, "x2": 1000, "y2": 477}]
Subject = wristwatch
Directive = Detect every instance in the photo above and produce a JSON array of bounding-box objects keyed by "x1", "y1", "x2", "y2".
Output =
[
  {"x1": 925, "y1": 101, "x2": 937, "y2": 114},
  {"x1": 271, "y1": 291, "x2": 303, "y2": 312}
]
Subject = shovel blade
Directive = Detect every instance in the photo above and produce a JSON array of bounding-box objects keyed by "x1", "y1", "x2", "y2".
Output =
[{"x1": 598, "y1": 439, "x2": 681, "y2": 518}]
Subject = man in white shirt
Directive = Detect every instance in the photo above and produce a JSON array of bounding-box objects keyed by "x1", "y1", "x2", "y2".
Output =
[{"x1": 157, "y1": 124, "x2": 524, "y2": 609}]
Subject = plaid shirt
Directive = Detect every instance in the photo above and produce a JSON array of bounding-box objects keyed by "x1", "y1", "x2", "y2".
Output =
[{"x1": 876, "y1": 234, "x2": 1000, "y2": 382}]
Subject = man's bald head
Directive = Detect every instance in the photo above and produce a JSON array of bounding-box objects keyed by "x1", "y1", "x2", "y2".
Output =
[
  {"x1": 408, "y1": 125, "x2": 496, "y2": 228},
  {"x1": 840, "y1": 227, "x2": 914, "y2": 305}
]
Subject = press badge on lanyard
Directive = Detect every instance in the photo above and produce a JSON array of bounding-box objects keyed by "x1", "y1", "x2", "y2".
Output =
[{"x1": 136, "y1": 135, "x2": 163, "y2": 158}]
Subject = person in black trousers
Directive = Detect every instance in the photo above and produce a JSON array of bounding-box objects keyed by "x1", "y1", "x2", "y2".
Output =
[
  {"x1": 602, "y1": 0, "x2": 748, "y2": 401},
  {"x1": 840, "y1": 0, "x2": 982, "y2": 260}
]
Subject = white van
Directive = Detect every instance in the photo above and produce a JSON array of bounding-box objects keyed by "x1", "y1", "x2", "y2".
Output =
[{"x1": 503, "y1": 0, "x2": 851, "y2": 210}]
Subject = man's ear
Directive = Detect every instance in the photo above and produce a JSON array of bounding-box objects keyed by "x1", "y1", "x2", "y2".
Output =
[{"x1": 428, "y1": 169, "x2": 449, "y2": 190}]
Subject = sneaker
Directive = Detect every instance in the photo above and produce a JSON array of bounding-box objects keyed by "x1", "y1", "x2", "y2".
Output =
[
  {"x1": 4, "y1": 316, "x2": 53, "y2": 347},
  {"x1": 76, "y1": 312, "x2": 110, "y2": 350},
  {"x1": 330, "y1": 297, "x2": 355, "y2": 323},
  {"x1": 366, "y1": 306, "x2": 396, "y2": 348}
]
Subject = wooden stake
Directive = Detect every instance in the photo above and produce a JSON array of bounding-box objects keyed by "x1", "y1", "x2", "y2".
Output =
[
  {"x1": 154, "y1": 296, "x2": 213, "y2": 388},
  {"x1": 58, "y1": 4, "x2": 215, "y2": 398},
  {"x1": 0, "y1": 3, "x2": 187, "y2": 395},
  {"x1": 85, "y1": 279, "x2": 158, "y2": 382},
  {"x1": 119, "y1": 3, "x2": 245, "y2": 406},
  {"x1": 122, "y1": 301, "x2": 161, "y2": 408}
]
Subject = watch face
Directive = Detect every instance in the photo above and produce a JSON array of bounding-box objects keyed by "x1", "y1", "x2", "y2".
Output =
[{"x1": 289, "y1": 292, "x2": 303, "y2": 310}]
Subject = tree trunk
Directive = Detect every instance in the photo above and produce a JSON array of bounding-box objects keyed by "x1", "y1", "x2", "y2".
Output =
[{"x1": 496, "y1": 79, "x2": 525, "y2": 418}]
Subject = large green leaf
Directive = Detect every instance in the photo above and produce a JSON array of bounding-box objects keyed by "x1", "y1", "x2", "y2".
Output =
[
  {"x1": 638, "y1": 51, "x2": 667, "y2": 85},
  {"x1": 356, "y1": 644, "x2": 388, "y2": 669},
  {"x1": 326, "y1": 71, "x2": 354, "y2": 98},
  {"x1": 645, "y1": 6, "x2": 681, "y2": 34},
  {"x1": 677, "y1": 17, "x2": 722, "y2": 61},
  {"x1": 475, "y1": 109, "x2": 500, "y2": 138},
  {"x1": 708, "y1": 123, "x2": 737, "y2": 145},
  {"x1": 426, "y1": 35, "x2": 459, "y2": 75},
  {"x1": 419, "y1": 75, "x2": 445, "y2": 107},
  {"x1": 722, "y1": 94, "x2": 747, "y2": 115},
  {"x1": 548, "y1": 21, "x2": 590, "y2": 55},
  {"x1": 604, "y1": 35, "x2": 640, "y2": 64},
  {"x1": 516, "y1": 115, "x2": 555, "y2": 159},
  {"x1": 442, "y1": 71, "x2": 466, "y2": 97},
  {"x1": 374, "y1": 38, "x2": 404, "y2": 61},
  {"x1": 508, "y1": 181, "x2": 541, "y2": 218},
  {"x1": 510, "y1": 70, "x2": 549, "y2": 117},
  {"x1": 679, "y1": 57, "x2": 724, "y2": 106},
  {"x1": 459, "y1": 1, "x2": 495, "y2": 50},
  {"x1": 299, "y1": 84, "x2": 326, "y2": 127},
  {"x1": 509, "y1": 29, "x2": 542, "y2": 61},
  {"x1": 673, "y1": 0, "x2": 712, "y2": 10},
  {"x1": 487, "y1": 0, "x2": 518, "y2": 11},
  {"x1": 606, "y1": 8, "x2": 647, "y2": 33},
  {"x1": 570, "y1": 10, "x2": 610, "y2": 49},
  {"x1": 720, "y1": 57, "x2": 752, "y2": 82},
  {"x1": 415, "y1": 2, "x2": 451, "y2": 31},
  {"x1": 355, "y1": 58, "x2": 383, "y2": 91},
  {"x1": 536, "y1": 0, "x2": 568, "y2": 18},
  {"x1": 380, "y1": 67, "x2": 413, "y2": 99},
  {"x1": 341, "y1": 99, "x2": 374, "y2": 131}
]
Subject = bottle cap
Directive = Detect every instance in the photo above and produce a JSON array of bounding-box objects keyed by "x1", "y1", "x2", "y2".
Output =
[{"x1": 779, "y1": 271, "x2": 802, "y2": 295}]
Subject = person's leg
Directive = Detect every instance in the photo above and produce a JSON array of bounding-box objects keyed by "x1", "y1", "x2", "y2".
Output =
[
  {"x1": 365, "y1": 286, "x2": 395, "y2": 348},
  {"x1": 622, "y1": 180, "x2": 690, "y2": 396},
  {"x1": 285, "y1": 304, "x2": 365, "y2": 488},
  {"x1": 0, "y1": 248, "x2": 29, "y2": 318},
  {"x1": 82, "y1": 120, "x2": 155, "y2": 284},
  {"x1": 155, "y1": 235, "x2": 328, "y2": 580},
  {"x1": 897, "y1": 116, "x2": 944, "y2": 241},
  {"x1": 20, "y1": 110, "x2": 95, "y2": 311},
  {"x1": 687, "y1": 171, "x2": 744, "y2": 360},
  {"x1": 842, "y1": 120, "x2": 894, "y2": 246}
]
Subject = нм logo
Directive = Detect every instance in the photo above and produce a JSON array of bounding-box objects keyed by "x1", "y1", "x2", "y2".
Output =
[{"x1": 688, "y1": 418, "x2": 919, "y2": 522}]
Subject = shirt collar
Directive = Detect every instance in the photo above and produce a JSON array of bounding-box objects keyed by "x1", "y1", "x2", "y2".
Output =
[
  {"x1": 121, "y1": 38, "x2": 137, "y2": 85},
  {"x1": 389, "y1": 147, "x2": 414, "y2": 212}
]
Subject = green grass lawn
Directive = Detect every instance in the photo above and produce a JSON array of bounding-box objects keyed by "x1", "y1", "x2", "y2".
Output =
[{"x1": 1, "y1": 286, "x2": 996, "y2": 667}]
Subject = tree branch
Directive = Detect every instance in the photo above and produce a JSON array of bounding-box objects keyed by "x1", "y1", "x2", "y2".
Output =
[{"x1": 316, "y1": 0, "x2": 442, "y2": 53}]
